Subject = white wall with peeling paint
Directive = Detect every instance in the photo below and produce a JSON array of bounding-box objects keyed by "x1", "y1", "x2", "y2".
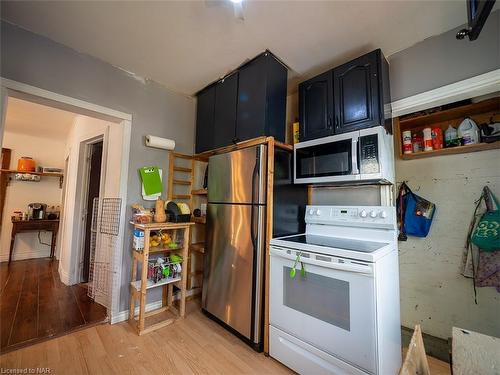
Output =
[{"x1": 396, "y1": 149, "x2": 500, "y2": 339}]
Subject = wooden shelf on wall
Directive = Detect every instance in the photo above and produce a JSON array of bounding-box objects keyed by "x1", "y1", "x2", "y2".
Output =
[
  {"x1": 1, "y1": 169, "x2": 63, "y2": 177},
  {"x1": 0, "y1": 169, "x2": 64, "y2": 188},
  {"x1": 399, "y1": 97, "x2": 499, "y2": 130},
  {"x1": 401, "y1": 141, "x2": 500, "y2": 160},
  {"x1": 394, "y1": 97, "x2": 500, "y2": 160}
]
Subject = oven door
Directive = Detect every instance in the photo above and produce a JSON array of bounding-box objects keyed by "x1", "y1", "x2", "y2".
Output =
[
  {"x1": 270, "y1": 246, "x2": 377, "y2": 374},
  {"x1": 294, "y1": 131, "x2": 360, "y2": 184}
]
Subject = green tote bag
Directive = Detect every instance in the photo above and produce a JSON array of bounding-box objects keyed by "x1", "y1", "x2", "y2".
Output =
[{"x1": 471, "y1": 188, "x2": 500, "y2": 252}]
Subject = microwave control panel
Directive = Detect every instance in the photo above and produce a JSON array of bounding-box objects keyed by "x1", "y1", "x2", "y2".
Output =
[{"x1": 359, "y1": 134, "x2": 380, "y2": 174}]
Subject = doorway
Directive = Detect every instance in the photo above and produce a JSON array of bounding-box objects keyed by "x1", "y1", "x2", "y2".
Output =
[
  {"x1": 82, "y1": 141, "x2": 103, "y2": 283},
  {"x1": 0, "y1": 78, "x2": 131, "y2": 325},
  {"x1": 0, "y1": 98, "x2": 109, "y2": 353}
]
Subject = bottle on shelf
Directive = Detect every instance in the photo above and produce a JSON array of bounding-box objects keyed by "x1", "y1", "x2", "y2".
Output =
[
  {"x1": 458, "y1": 117, "x2": 480, "y2": 145},
  {"x1": 444, "y1": 124, "x2": 459, "y2": 148},
  {"x1": 423, "y1": 127, "x2": 433, "y2": 151},
  {"x1": 402, "y1": 130, "x2": 412, "y2": 154}
]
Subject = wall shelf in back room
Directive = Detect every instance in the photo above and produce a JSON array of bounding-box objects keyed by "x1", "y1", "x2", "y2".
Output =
[{"x1": 0, "y1": 169, "x2": 64, "y2": 188}]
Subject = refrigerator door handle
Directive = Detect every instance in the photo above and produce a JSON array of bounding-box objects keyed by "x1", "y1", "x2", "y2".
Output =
[
  {"x1": 250, "y1": 149, "x2": 260, "y2": 250},
  {"x1": 251, "y1": 149, "x2": 260, "y2": 205},
  {"x1": 252, "y1": 205, "x2": 265, "y2": 342}
]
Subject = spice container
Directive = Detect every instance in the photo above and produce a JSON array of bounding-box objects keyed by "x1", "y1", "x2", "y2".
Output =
[
  {"x1": 412, "y1": 133, "x2": 423, "y2": 153},
  {"x1": 402, "y1": 131, "x2": 412, "y2": 154},
  {"x1": 292, "y1": 121, "x2": 300, "y2": 144},
  {"x1": 431, "y1": 127, "x2": 443, "y2": 150},
  {"x1": 423, "y1": 128, "x2": 433, "y2": 151}
]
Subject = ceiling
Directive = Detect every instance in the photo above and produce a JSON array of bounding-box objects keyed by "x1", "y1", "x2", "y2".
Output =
[
  {"x1": 5, "y1": 97, "x2": 76, "y2": 140},
  {"x1": 1, "y1": 1, "x2": 469, "y2": 95}
]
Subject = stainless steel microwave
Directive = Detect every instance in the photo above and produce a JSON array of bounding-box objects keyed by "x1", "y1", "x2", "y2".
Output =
[{"x1": 294, "y1": 126, "x2": 394, "y2": 185}]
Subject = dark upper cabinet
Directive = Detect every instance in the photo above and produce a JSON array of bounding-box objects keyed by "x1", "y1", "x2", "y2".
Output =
[
  {"x1": 298, "y1": 49, "x2": 391, "y2": 141},
  {"x1": 195, "y1": 51, "x2": 288, "y2": 154},
  {"x1": 298, "y1": 71, "x2": 333, "y2": 141},
  {"x1": 236, "y1": 52, "x2": 287, "y2": 143},
  {"x1": 333, "y1": 50, "x2": 380, "y2": 133},
  {"x1": 213, "y1": 72, "x2": 238, "y2": 149},
  {"x1": 195, "y1": 85, "x2": 216, "y2": 154}
]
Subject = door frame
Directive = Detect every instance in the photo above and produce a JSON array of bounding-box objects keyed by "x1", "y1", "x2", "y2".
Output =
[
  {"x1": 77, "y1": 136, "x2": 105, "y2": 284},
  {"x1": 0, "y1": 77, "x2": 132, "y2": 322}
]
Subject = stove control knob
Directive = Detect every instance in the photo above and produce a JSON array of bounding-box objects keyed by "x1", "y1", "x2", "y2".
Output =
[
  {"x1": 379, "y1": 211, "x2": 387, "y2": 219},
  {"x1": 316, "y1": 209, "x2": 322, "y2": 216},
  {"x1": 370, "y1": 210, "x2": 377, "y2": 218},
  {"x1": 359, "y1": 210, "x2": 367, "y2": 218},
  {"x1": 309, "y1": 209, "x2": 315, "y2": 215}
]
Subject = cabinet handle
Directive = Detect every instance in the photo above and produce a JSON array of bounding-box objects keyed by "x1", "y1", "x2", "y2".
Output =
[
  {"x1": 335, "y1": 116, "x2": 339, "y2": 128},
  {"x1": 327, "y1": 118, "x2": 332, "y2": 129}
]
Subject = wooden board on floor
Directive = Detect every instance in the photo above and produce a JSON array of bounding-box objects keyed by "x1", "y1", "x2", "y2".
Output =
[{"x1": 400, "y1": 325, "x2": 431, "y2": 375}]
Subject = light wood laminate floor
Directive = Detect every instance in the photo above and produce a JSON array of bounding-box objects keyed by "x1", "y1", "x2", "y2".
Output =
[{"x1": 1, "y1": 299, "x2": 451, "y2": 374}]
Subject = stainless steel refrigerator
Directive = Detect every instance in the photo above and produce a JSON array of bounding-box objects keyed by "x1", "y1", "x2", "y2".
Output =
[{"x1": 202, "y1": 144, "x2": 307, "y2": 351}]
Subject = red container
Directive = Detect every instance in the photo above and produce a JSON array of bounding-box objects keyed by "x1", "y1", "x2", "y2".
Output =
[
  {"x1": 431, "y1": 128, "x2": 443, "y2": 150},
  {"x1": 412, "y1": 134, "x2": 423, "y2": 153}
]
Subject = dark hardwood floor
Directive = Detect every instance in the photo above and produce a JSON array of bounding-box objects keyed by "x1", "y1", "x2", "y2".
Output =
[{"x1": 0, "y1": 258, "x2": 107, "y2": 353}]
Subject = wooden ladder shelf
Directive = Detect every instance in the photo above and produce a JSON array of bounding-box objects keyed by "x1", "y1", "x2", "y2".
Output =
[{"x1": 167, "y1": 152, "x2": 208, "y2": 292}]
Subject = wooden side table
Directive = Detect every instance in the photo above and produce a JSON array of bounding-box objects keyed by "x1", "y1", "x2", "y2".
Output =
[{"x1": 9, "y1": 219, "x2": 60, "y2": 263}]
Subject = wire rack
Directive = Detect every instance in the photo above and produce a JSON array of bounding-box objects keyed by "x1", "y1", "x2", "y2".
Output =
[
  {"x1": 87, "y1": 198, "x2": 122, "y2": 310},
  {"x1": 100, "y1": 198, "x2": 122, "y2": 236},
  {"x1": 87, "y1": 197, "x2": 99, "y2": 299}
]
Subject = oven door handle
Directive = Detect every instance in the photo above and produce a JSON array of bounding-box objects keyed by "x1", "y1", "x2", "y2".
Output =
[{"x1": 270, "y1": 247, "x2": 373, "y2": 275}]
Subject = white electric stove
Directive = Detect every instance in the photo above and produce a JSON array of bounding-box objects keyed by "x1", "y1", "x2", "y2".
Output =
[{"x1": 269, "y1": 205, "x2": 401, "y2": 375}]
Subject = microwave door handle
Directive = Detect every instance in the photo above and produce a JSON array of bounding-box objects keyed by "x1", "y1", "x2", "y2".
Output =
[{"x1": 352, "y1": 138, "x2": 360, "y2": 175}]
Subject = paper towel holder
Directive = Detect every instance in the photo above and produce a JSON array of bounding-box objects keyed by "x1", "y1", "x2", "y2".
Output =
[{"x1": 145, "y1": 135, "x2": 176, "y2": 150}]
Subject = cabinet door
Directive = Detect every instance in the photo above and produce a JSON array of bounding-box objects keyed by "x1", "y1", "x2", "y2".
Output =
[
  {"x1": 236, "y1": 57, "x2": 267, "y2": 142},
  {"x1": 299, "y1": 71, "x2": 333, "y2": 141},
  {"x1": 333, "y1": 51, "x2": 380, "y2": 134},
  {"x1": 195, "y1": 86, "x2": 215, "y2": 154},
  {"x1": 213, "y1": 73, "x2": 238, "y2": 149}
]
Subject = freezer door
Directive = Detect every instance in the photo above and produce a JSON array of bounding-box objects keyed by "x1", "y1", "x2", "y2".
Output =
[
  {"x1": 202, "y1": 203, "x2": 266, "y2": 343},
  {"x1": 208, "y1": 144, "x2": 267, "y2": 204}
]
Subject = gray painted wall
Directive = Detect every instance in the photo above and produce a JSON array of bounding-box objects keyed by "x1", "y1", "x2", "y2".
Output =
[
  {"x1": 0, "y1": 20, "x2": 196, "y2": 311},
  {"x1": 389, "y1": 9, "x2": 499, "y2": 101}
]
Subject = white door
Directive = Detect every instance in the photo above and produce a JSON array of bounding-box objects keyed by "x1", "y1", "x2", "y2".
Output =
[{"x1": 270, "y1": 246, "x2": 377, "y2": 374}]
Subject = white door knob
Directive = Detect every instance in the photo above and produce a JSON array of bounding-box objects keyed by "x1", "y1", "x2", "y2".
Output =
[
  {"x1": 360, "y1": 210, "x2": 367, "y2": 218},
  {"x1": 379, "y1": 211, "x2": 387, "y2": 218},
  {"x1": 370, "y1": 211, "x2": 377, "y2": 218}
]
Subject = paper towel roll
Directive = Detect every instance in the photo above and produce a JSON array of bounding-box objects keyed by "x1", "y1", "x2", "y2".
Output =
[{"x1": 145, "y1": 135, "x2": 175, "y2": 150}]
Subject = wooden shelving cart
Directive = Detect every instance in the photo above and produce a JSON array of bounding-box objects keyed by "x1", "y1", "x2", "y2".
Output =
[{"x1": 129, "y1": 221, "x2": 194, "y2": 335}]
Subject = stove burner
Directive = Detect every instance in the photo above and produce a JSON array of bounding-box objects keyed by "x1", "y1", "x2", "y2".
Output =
[{"x1": 281, "y1": 234, "x2": 388, "y2": 253}]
